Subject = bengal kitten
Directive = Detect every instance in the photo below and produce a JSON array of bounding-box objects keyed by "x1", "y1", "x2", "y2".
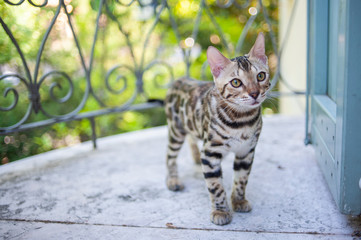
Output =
[{"x1": 165, "y1": 33, "x2": 270, "y2": 225}]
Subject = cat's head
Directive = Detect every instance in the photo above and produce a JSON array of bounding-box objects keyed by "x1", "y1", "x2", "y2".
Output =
[{"x1": 207, "y1": 32, "x2": 270, "y2": 109}]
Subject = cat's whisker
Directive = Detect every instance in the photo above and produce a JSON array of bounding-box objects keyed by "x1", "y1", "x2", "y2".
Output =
[{"x1": 263, "y1": 97, "x2": 279, "y2": 112}]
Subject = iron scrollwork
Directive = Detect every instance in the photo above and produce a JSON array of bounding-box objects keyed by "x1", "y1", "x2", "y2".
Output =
[{"x1": 0, "y1": 0, "x2": 299, "y2": 147}]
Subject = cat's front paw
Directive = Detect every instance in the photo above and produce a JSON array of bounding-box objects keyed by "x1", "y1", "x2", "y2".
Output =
[
  {"x1": 210, "y1": 210, "x2": 232, "y2": 225},
  {"x1": 166, "y1": 177, "x2": 184, "y2": 191},
  {"x1": 232, "y1": 199, "x2": 252, "y2": 212}
]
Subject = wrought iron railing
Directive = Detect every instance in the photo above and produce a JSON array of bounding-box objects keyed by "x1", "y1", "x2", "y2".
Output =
[{"x1": 0, "y1": 0, "x2": 299, "y2": 150}]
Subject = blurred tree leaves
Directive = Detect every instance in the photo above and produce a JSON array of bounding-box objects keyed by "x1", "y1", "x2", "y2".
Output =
[{"x1": 0, "y1": 0, "x2": 278, "y2": 163}]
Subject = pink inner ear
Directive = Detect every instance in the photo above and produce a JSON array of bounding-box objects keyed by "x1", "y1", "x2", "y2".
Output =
[
  {"x1": 258, "y1": 55, "x2": 268, "y2": 65},
  {"x1": 210, "y1": 65, "x2": 223, "y2": 78},
  {"x1": 207, "y1": 46, "x2": 231, "y2": 78}
]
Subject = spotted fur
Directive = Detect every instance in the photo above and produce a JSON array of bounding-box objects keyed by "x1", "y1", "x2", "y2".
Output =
[{"x1": 165, "y1": 33, "x2": 270, "y2": 225}]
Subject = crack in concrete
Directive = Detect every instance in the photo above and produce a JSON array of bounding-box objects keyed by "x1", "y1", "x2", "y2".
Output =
[{"x1": 0, "y1": 218, "x2": 353, "y2": 238}]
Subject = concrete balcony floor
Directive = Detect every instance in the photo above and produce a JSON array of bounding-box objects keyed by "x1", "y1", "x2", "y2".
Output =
[{"x1": 0, "y1": 115, "x2": 360, "y2": 240}]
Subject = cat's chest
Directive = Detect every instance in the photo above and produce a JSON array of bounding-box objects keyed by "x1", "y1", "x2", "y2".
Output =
[{"x1": 227, "y1": 127, "x2": 260, "y2": 156}]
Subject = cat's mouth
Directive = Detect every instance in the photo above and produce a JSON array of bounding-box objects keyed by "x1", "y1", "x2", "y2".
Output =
[
  {"x1": 249, "y1": 95, "x2": 267, "y2": 106},
  {"x1": 250, "y1": 100, "x2": 261, "y2": 106}
]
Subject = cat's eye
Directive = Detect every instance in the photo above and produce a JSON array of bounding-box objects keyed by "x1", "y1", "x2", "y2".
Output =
[
  {"x1": 257, "y1": 72, "x2": 266, "y2": 81},
  {"x1": 230, "y1": 78, "x2": 242, "y2": 88}
]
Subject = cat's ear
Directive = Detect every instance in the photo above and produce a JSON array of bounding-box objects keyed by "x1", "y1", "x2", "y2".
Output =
[
  {"x1": 207, "y1": 46, "x2": 231, "y2": 78},
  {"x1": 248, "y1": 32, "x2": 268, "y2": 65}
]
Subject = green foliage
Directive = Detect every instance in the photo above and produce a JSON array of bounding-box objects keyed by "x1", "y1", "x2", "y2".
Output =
[{"x1": 0, "y1": 0, "x2": 279, "y2": 163}]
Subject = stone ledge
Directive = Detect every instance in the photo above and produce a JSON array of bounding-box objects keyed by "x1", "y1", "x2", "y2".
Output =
[{"x1": 0, "y1": 115, "x2": 360, "y2": 239}]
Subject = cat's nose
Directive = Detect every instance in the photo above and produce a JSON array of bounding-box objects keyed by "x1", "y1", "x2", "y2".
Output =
[{"x1": 249, "y1": 91, "x2": 260, "y2": 100}]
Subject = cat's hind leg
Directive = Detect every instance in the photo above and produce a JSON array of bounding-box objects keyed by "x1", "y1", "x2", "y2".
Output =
[
  {"x1": 166, "y1": 126, "x2": 186, "y2": 191},
  {"x1": 187, "y1": 135, "x2": 201, "y2": 165}
]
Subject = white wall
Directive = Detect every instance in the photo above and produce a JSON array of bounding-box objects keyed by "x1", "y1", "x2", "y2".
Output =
[{"x1": 279, "y1": 0, "x2": 307, "y2": 115}]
